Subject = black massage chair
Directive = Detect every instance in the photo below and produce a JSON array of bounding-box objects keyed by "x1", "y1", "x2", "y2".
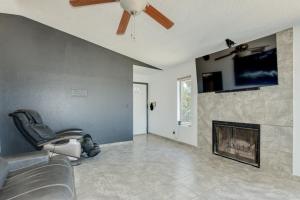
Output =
[{"x1": 9, "y1": 109, "x2": 100, "y2": 159}]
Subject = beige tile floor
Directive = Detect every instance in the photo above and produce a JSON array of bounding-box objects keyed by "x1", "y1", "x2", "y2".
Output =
[{"x1": 75, "y1": 134, "x2": 300, "y2": 200}]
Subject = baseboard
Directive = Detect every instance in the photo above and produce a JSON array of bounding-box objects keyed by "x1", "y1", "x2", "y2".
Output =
[
  {"x1": 100, "y1": 134, "x2": 196, "y2": 148},
  {"x1": 101, "y1": 140, "x2": 133, "y2": 147},
  {"x1": 148, "y1": 133, "x2": 198, "y2": 148},
  {"x1": 134, "y1": 133, "x2": 148, "y2": 136}
]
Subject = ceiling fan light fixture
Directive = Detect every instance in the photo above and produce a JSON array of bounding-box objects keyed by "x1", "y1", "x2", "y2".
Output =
[
  {"x1": 69, "y1": 0, "x2": 174, "y2": 35},
  {"x1": 120, "y1": 0, "x2": 148, "y2": 15}
]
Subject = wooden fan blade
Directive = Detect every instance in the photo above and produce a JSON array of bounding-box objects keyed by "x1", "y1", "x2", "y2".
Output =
[
  {"x1": 70, "y1": 0, "x2": 117, "y2": 7},
  {"x1": 117, "y1": 11, "x2": 131, "y2": 35},
  {"x1": 144, "y1": 4, "x2": 174, "y2": 29}
]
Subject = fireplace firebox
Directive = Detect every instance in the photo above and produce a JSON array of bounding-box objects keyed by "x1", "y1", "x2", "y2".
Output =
[{"x1": 212, "y1": 121, "x2": 260, "y2": 168}]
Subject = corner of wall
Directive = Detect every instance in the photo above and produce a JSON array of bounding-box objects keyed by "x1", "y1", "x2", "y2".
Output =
[{"x1": 293, "y1": 24, "x2": 300, "y2": 176}]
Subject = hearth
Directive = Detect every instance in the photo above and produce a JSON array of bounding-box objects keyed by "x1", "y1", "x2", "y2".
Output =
[{"x1": 212, "y1": 121, "x2": 260, "y2": 167}]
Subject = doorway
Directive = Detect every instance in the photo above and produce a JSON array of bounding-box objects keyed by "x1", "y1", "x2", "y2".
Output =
[{"x1": 133, "y1": 82, "x2": 148, "y2": 135}]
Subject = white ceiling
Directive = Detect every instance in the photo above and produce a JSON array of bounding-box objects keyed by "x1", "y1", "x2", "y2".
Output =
[{"x1": 1, "y1": 0, "x2": 300, "y2": 69}]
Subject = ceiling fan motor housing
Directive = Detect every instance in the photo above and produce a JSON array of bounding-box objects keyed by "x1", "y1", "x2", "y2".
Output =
[{"x1": 120, "y1": 0, "x2": 148, "y2": 15}]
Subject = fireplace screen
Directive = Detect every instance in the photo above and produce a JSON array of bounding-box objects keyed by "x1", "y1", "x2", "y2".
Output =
[{"x1": 212, "y1": 121, "x2": 260, "y2": 167}]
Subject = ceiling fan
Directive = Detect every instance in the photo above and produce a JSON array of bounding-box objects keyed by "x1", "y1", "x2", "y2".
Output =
[
  {"x1": 70, "y1": 0, "x2": 174, "y2": 35},
  {"x1": 215, "y1": 44, "x2": 269, "y2": 61}
]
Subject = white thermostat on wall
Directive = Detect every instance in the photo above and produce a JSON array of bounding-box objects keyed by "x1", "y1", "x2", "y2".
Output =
[{"x1": 71, "y1": 89, "x2": 88, "y2": 97}]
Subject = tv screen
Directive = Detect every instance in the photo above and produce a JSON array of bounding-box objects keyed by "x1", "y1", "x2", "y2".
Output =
[
  {"x1": 202, "y1": 71, "x2": 223, "y2": 92},
  {"x1": 196, "y1": 34, "x2": 278, "y2": 93},
  {"x1": 234, "y1": 49, "x2": 278, "y2": 86}
]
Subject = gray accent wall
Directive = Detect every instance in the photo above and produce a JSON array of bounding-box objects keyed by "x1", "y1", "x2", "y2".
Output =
[{"x1": 0, "y1": 14, "x2": 153, "y2": 156}]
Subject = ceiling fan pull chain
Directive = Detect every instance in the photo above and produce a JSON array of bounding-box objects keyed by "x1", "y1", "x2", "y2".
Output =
[{"x1": 131, "y1": 14, "x2": 136, "y2": 41}]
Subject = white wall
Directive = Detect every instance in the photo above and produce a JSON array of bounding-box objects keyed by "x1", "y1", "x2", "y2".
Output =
[
  {"x1": 133, "y1": 74, "x2": 150, "y2": 83},
  {"x1": 293, "y1": 24, "x2": 300, "y2": 176},
  {"x1": 146, "y1": 61, "x2": 198, "y2": 146},
  {"x1": 133, "y1": 65, "x2": 158, "y2": 83},
  {"x1": 133, "y1": 63, "x2": 198, "y2": 146}
]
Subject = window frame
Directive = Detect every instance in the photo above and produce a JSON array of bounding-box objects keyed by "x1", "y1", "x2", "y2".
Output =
[{"x1": 177, "y1": 75, "x2": 192, "y2": 127}]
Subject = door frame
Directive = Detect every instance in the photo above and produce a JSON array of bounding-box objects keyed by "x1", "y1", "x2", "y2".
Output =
[{"x1": 133, "y1": 82, "x2": 149, "y2": 134}]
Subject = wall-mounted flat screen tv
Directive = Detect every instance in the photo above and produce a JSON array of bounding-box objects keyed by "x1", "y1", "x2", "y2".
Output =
[{"x1": 196, "y1": 34, "x2": 278, "y2": 93}]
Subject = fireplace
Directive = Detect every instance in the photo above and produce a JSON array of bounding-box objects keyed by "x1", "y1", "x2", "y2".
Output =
[{"x1": 212, "y1": 121, "x2": 260, "y2": 167}]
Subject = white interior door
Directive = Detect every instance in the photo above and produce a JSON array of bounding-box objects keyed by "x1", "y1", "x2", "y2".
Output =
[{"x1": 133, "y1": 84, "x2": 147, "y2": 135}]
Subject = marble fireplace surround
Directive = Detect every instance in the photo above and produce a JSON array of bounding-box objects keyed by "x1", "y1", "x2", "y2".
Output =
[{"x1": 198, "y1": 29, "x2": 293, "y2": 177}]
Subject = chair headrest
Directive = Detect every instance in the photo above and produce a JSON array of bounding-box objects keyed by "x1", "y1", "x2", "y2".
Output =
[
  {"x1": 8, "y1": 109, "x2": 55, "y2": 148},
  {"x1": 9, "y1": 109, "x2": 43, "y2": 124}
]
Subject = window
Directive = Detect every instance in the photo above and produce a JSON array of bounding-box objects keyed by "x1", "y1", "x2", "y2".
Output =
[{"x1": 177, "y1": 76, "x2": 192, "y2": 126}]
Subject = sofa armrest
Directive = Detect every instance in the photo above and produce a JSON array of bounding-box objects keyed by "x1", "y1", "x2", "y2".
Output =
[{"x1": 4, "y1": 150, "x2": 49, "y2": 172}]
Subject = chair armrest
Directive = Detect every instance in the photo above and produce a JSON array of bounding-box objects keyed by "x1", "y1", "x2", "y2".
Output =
[
  {"x1": 4, "y1": 150, "x2": 49, "y2": 172},
  {"x1": 37, "y1": 132, "x2": 83, "y2": 147},
  {"x1": 56, "y1": 129, "x2": 83, "y2": 135}
]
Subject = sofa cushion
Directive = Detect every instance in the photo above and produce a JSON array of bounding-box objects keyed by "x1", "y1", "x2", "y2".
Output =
[
  {"x1": 7, "y1": 155, "x2": 70, "y2": 178},
  {"x1": 1, "y1": 186, "x2": 74, "y2": 200},
  {"x1": 5, "y1": 151, "x2": 49, "y2": 173},
  {"x1": 0, "y1": 158, "x2": 8, "y2": 189},
  {"x1": 0, "y1": 156, "x2": 75, "y2": 200},
  {"x1": 49, "y1": 155, "x2": 72, "y2": 167}
]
